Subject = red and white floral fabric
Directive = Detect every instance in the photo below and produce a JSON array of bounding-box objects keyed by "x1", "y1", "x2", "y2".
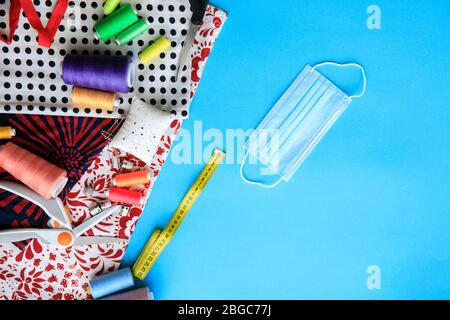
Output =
[{"x1": 0, "y1": 6, "x2": 227, "y2": 300}]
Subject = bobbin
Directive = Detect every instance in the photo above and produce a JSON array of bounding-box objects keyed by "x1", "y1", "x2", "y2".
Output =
[
  {"x1": 0, "y1": 127, "x2": 16, "y2": 139},
  {"x1": 115, "y1": 18, "x2": 151, "y2": 45},
  {"x1": 0, "y1": 142, "x2": 68, "y2": 200},
  {"x1": 94, "y1": 3, "x2": 138, "y2": 42},
  {"x1": 111, "y1": 170, "x2": 151, "y2": 187},
  {"x1": 107, "y1": 187, "x2": 144, "y2": 206},
  {"x1": 60, "y1": 55, "x2": 135, "y2": 94},
  {"x1": 89, "y1": 267, "x2": 135, "y2": 299},
  {"x1": 71, "y1": 87, "x2": 121, "y2": 111}
]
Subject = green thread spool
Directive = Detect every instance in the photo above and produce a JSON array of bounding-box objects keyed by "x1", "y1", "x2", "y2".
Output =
[
  {"x1": 138, "y1": 36, "x2": 172, "y2": 65},
  {"x1": 116, "y1": 18, "x2": 150, "y2": 45},
  {"x1": 94, "y1": 3, "x2": 138, "y2": 42},
  {"x1": 103, "y1": 0, "x2": 121, "y2": 15}
]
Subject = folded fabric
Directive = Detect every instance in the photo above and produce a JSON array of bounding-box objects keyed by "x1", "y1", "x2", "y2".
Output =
[
  {"x1": 109, "y1": 99, "x2": 174, "y2": 165},
  {"x1": 0, "y1": 5, "x2": 228, "y2": 300},
  {"x1": 0, "y1": 0, "x2": 228, "y2": 119},
  {"x1": 0, "y1": 114, "x2": 114, "y2": 230}
]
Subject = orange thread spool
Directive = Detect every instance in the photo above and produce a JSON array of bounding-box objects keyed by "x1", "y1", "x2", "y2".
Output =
[
  {"x1": 72, "y1": 87, "x2": 117, "y2": 111},
  {"x1": 0, "y1": 127, "x2": 16, "y2": 139},
  {"x1": 0, "y1": 142, "x2": 68, "y2": 199},
  {"x1": 112, "y1": 170, "x2": 150, "y2": 188},
  {"x1": 108, "y1": 187, "x2": 143, "y2": 206}
]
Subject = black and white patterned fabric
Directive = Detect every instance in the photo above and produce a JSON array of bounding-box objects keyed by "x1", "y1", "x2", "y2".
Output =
[{"x1": 0, "y1": 0, "x2": 193, "y2": 119}]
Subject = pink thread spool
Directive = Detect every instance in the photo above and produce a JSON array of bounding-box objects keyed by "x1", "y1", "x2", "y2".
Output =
[
  {"x1": 0, "y1": 142, "x2": 68, "y2": 199},
  {"x1": 108, "y1": 187, "x2": 143, "y2": 206}
]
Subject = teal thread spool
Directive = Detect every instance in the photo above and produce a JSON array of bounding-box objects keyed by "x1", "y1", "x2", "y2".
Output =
[
  {"x1": 116, "y1": 18, "x2": 150, "y2": 45},
  {"x1": 94, "y1": 3, "x2": 138, "y2": 42}
]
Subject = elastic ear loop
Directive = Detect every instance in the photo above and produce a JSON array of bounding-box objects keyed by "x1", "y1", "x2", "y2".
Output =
[
  {"x1": 310, "y1": 62, "x2": 367, "y2": 100},
  {"x1": 241, "y1": 63, "x2": 367, "y2": 188},
  {"x1": 240, "y1": 152, "x2": 284, "y2": 188}
]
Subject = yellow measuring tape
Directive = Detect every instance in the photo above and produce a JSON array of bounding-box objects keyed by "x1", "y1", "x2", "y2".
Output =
[{"x1": 132, "y1": 148, "x2": 226, "y2": 280}]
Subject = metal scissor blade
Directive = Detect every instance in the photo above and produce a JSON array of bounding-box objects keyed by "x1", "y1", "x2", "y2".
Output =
[
  {"x1": 0, "y1": 180, "x2": 71, "y2": 229},
  {"x1": 72, "y1": 206, "x2": 122, "y2": 238},
  {"x1": 72, "y1": 205, "x2": 122, "y2": 238},
  {"x1": 0, "y1": 229, "x2": 62, "y2": 246},
  {"x1": 73, "y1": 236, "x2": 128, "y2": 247},
  {"x1": 175, "y1": 23, "x2": 198, "y2": 81}
]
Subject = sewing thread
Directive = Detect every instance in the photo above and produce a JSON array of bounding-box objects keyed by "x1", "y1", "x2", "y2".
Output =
[
  {"x1": 71, "y1": 87, "x2": 117, "y2": 112},
  {"x1": 89, "y1": 267, "x2": 134, "y2": 299},
  {"x1": 116, "y1": 18, "x2": 150, "y2": 45},
  {"x1": 108, "y1": 187, "x2": 143, "y2": 206},
  {"x1": 62, "y1": 54, "x2": 134, "y2": 93},
  {"x1": 100, "y1": 287, "x2": 154, "y2": 300},
  {"x1": 138, "y1": 36, "x2": 171, "y2": 65},
  {"x1": 103, "y1": 0, "x2": 121, "y2": 15},
  {"x1": 112, "y1": 170, "x2": 150, "y2": 188},
  {"x1": 0, "y1": 142, "x2": 68, "y2": 200},
  {"x1": 0, "y1": 127, "x2": 16, "y2": 139},
  {"x1": 95, "y1": 3, "x2": 138, "y2": 42}
]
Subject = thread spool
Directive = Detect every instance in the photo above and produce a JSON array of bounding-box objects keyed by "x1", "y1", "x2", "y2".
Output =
[
  {"x1": 0, "y1": 142, "x2": 68, "y2": 200},
  {"x1": 89, "y1": 267, "x2": 134, "y2": 299},
  {"x1": 103, "y1": 0, "x2": 121, "y2": 15},
  {"x1": 94, "y1": 3, "x2": 138, "y2": 42},
  {"x1": 0, "y1": 127, "x2": 16, "y2": 139},
  {"x1": 62, "y1": 54, "x2": 134, "y2": 93},
  {"x1": 108, "y1": 187, "x2": 143, "y2": 206},
  {"x1": 138, "y1": 36, "x2": 171, "y2": 65},
  {"x1": 112, "y1": 170, "x2": 150, "y2": 188},
  {"x1": 72, "y1": 87, "x2": 118, "y2": 112},
  {"x1": 100, "y1": 287, "x2": 154, "y2": 300},
  {"x1": 116, "y1": 18, "x2": 150, "y2": 45}
]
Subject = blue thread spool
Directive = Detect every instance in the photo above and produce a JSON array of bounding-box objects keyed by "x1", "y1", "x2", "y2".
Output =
[{"x1": 89, "y1": 267, "x2": 134, "y2": 299}]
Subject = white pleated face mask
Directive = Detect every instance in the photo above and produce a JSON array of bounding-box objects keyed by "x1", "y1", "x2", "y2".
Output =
[{"x1": 240, "y1": 62, "x2": 367, "y2": 188}]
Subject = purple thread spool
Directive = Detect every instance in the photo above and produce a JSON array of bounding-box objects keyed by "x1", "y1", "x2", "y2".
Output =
[{"x1": 61, "y1": 55, "x2": 134, "y2": 93}]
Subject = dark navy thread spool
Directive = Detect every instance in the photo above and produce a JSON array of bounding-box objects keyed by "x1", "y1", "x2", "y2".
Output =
[{"x1": 61, "y1": 54, "x2": 134, "y2": 93}]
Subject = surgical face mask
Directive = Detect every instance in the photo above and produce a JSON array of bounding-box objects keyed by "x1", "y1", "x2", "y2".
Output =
[{"x1": 240, "y1": 62, "x2": 367, "y2": 188}]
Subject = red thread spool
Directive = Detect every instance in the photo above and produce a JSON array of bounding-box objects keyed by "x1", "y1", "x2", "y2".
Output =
[
  {"x1": 112, "y1": 170, "x2": 150, "y2": 188},
  {"x1": 108, "y1": 187, "x2": 143, "y2": 206},
  {"x1": 0, "y1": 142, "x2": 68, "y2": 199}
]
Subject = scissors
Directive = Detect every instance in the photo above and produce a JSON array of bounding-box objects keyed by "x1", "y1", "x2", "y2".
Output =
[
  {"x1": 176, "y1": 0, "x2": 209, "y2": 80},
  {"x1": 0, "y1": 180, "x2": 127, "y2": 248}
]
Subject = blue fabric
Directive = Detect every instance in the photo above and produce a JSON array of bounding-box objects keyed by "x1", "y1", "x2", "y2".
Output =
[{"x1": 123, "y1": 0, "x2": 450, "y2": 299}]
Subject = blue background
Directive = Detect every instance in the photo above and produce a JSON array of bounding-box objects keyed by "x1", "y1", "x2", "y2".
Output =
[{"x1": 123, "y1": 0, "x2": 450, "y2": 299}]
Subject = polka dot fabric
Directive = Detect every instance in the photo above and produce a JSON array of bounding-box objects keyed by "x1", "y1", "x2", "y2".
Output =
[{"x1": 0, "y1": 0, "x2": 201, "y2": 119}]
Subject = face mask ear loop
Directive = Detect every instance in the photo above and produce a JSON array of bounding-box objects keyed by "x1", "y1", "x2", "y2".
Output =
[
  {"x1": 310, "y1": 62, "x2": 367, "y2": 100},
  {"x1": 240, "y1": 152, "x2": 284, "y2": 188}
]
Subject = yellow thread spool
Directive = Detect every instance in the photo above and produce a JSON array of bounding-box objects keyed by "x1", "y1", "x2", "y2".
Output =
[
  {"x1": 72, "y1": 87, "x2": 117, "y2": 112},
  {"x1": 138, "y1": 36, "x2": 171, "y2": 65},
  {"x1": 103, "y1": 0, "x2": 121, "y2": 15},
  {"x1": 0, "y1": 127, "x2": 16, "y2": 139}
]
